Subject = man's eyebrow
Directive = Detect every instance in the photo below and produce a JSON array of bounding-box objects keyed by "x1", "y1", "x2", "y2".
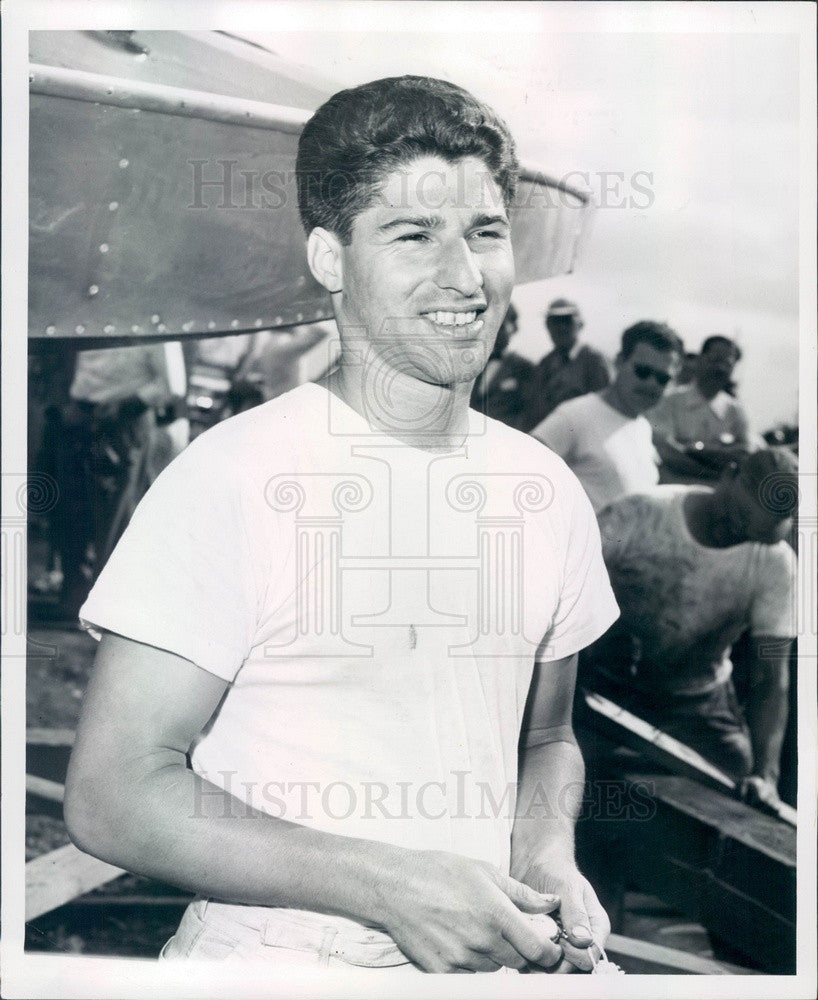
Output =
[
  {"x1": 377, "y1": 213, "x2": 510, "y2": 232},
  {"x1": 378, "y1": 215, "x2": 443, "y2": 232},
  {"x1": 470, "y1": 213, "x2": 510, "y2": 229}
]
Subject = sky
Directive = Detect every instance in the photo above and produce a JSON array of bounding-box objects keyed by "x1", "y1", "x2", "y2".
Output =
[{"x1": 243, "y1": 15, "x2": 806, "y2": 431}]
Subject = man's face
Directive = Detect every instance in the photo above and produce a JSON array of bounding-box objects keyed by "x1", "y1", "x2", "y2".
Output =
[
  {"x1": 545, "y1": 315, "x2": 581, "y2": 354},
  {"x1": 333, "y1": 155, "x2": 515, "y2": 387},
  {"x1": 698, "y1": 342, "x2": 738, "y2": 390},
  {"x1": 614, "y1": 342, "x2": 676, "y2": 416}
]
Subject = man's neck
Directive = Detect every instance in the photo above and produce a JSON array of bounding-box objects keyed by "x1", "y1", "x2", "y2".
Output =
[
  {"x1": 324, "y1": 361, "x2": 473, "y2": 451},
  {"x1": 694, "y1": 376, "x2": 721, "y2": 402},
  {"x1": 683, "y1": 490, "x2": 737, "y2": 548},
  {"x1": 600, "y1": 382, "x2": 638, "y2": 419}
]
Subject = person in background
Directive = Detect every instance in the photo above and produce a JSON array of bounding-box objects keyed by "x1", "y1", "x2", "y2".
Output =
[
  {"x1": 236, "y1": 323, "x2": 331, "y2": 403},
  {"x1": 585, "y1": 448, "x2": 798, "y2": 810},
  {"x1": 531, "y1": 321, "x2": 680, "y2": 513},
  {"x1": 55, "y1": 342, "x2": 186, "y2": 615},
  {"x1": 675, "y1": 351, "x2": 699, "y2": 387},
  {"x1": 648, "y1": 334, "x2": 754, "y2": 483},
  {"x1": 524, "y1": 298, "x2": 609, "y2": 430},
  {"x1": 470, "y1": 303, "x2": 535, "y2": 430}
]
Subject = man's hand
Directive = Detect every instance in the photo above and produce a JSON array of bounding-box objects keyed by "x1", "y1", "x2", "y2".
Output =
[
  {"x1": 377, "y1": 850, "x2": 563, "y2": 972},
  {"x1": 740, "y1": 775, "x2": 782, "y2": 813},
  {"x1": 518, "y1": 861, "x2": 610, "y2": 973}
]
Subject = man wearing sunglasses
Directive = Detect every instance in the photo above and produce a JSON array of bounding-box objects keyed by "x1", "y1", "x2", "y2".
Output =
[{"x1": 531, "y1": 321, "x2": 681, "y2": 513}]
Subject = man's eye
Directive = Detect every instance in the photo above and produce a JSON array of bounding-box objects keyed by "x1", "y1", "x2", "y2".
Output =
[
  {"x1": 472, "y1": 229, "x2": 504, "y2": 240},
  {"x1": 397, "y1": 232, "x2": 431, "y2": 243}
]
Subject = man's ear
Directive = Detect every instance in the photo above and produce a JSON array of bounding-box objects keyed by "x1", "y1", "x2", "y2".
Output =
[{"x1": 307, "y1": 227, "x2": 343, "y2": 294}]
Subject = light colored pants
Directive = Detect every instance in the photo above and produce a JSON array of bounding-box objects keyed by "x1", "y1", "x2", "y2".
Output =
[{"x1": 159, "y1": 899, "x2": 415, "y2": 970}]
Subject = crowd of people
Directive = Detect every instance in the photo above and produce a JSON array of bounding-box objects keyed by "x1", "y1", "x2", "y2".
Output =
[{"x1": 475, "y1": 296, "x2": 799, "y2": 810}]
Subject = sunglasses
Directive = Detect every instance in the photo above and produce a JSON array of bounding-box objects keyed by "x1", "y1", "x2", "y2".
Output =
[{"x1": 633, "y1": 363, "x2": 672, "y2": 386}]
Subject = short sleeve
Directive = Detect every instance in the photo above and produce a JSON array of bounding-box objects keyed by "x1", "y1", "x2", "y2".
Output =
[
  {"x1": 749, "y1": 543, "x2": 798, "y2": 638},
  {"x1": 729, "y1": 401, "x2": 752, "y2": 449},
  {"x1": 538, "y1": 472, "x2": 620, "y2": 661},
  {"x1": 645, "y1": 395, "x2": 675, "y2": 441},
  {"x1": 531, "y1": 404, "x2": 575, "y2": 460},
  {"x1": 79, "y1": 439, "x2": 270, "y2": 681}
]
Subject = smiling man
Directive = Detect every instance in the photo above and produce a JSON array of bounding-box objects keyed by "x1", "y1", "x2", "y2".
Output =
[
  {"x1": 65, "y1": 77, "x2": 618, "y2": 974},
  {"x1": 532, "y1": 321, "x2": 681, "y2": 512}
]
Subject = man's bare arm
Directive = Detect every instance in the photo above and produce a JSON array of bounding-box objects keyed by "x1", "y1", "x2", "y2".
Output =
[
  {"x1": 65, "y1": 632, "x2": 560, "y2": 971},
  {"x1": 741, "y1": 636, "x2": 792, "y2": 806},
  {"x1": 511, "y1": 653, "x2": 610, "y2": 972}
]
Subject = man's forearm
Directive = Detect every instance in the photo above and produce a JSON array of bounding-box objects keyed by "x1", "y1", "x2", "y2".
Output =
[
  {"x1": 65, "y1": 752, "x2": 399, "y2": 928},
  {"x1": 510, "y1": 730, "x2": 585, "y2": 879},
  {"x1": 746, "y1": 676, "x2": 789, "y2": 784}
]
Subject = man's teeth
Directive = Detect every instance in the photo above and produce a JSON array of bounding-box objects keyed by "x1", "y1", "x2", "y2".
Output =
[{"x1": 424, "y1": 311, "x2": 478, "y2": 326}]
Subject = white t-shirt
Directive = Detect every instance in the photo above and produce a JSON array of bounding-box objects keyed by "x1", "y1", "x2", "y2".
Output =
[
  {"x1": 81, "y1": 382, "x2": 617, "y2": 887},
  {"x1": 598, "y1": 487, "x2": 797, "y2": 695},
  {"x1": 531, "y1": 393, "x2": 659, "y2": 513}
]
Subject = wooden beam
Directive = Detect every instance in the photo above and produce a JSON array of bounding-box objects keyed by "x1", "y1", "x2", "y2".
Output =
[
  {"x1": 26, "y1": 843, "x2": 126, "y2": 922},
  {"x1": 606, "y1": 933, "x2": 759, "y2": 975},
  {"x1": 26, "y1": 728, "x2": 75, "y2": 746},
  {"x1": 582, "y1": 690, "x2": 797, "y2": 826},
  {"x1": 26, "y1": 774, "x2": 65, "y2": 804}
]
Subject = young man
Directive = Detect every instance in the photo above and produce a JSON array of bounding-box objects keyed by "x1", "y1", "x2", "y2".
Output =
[
  {"x1": 587, "y1": 448, "x2": 797, "y2": 807},
  {"x1": 648, "y1": 334, "x2": 754, "y2": 483},
  {"x1": 531, "y1": 321, "x2": 680, "y2": 512},
  {"x1": 523, "y1": 298, "x2": 610, "y2": 430},
  {"x1": 65, "y1": 77, "x2": 618, "y2": 974}
]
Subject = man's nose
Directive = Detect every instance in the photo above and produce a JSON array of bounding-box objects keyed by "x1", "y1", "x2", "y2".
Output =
[{"x1": 435, "y1": 238, "x2": 484, "y2": 296}]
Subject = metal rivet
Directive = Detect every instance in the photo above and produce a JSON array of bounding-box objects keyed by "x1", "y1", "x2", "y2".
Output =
[
  {"x1": 131, "y1": 325, "x2": 141, "y2": 333},
  {"x1": 230, "y1": 319, "x2": 239, "y2": 328},
  {"x1": 151, "y1": 314, "x2": 160, "y2": 324},
  {"x1": 157, "y1": 323, "x2": 167, "y2": 333},
  {"x1": 75, "y1": 324, "x2": 86, "y2": 334},
  {"x1": 182, "y1": 322, "x2": 193, "y2": 332},
  {"x1": 104, "y1": 324, "x2": 115, "y2": 334},
  {"x1": 296, "y1": 313, "x2": 303, "y2": 322},
  {"x1": 255, "y1": 318, "x2": 262, "y2": 327},
  {"x1": 99, "y1": 243, "x2": 109, "y2": 253},
  {"x1": 109, "y1": 201, "x2": 119, "y2": 211},
  {"x1": 207, "y1": 321, "x2": 216, "y2": 330},
  {"x1": 274, "y1": 316, "x2": 282, "y2": 325},
  {"x1": 88, "y1": 284, "x2": 99, "y2": 296},
  {"x1": 46, "y1": 325, "x2": 56, "y2": 335},
  {"x1": 119, "y1": 158, "x2": 129, "y2": 169},
  {"x1": 297, "y1": 276, "x2": 306, "y2": 286}
]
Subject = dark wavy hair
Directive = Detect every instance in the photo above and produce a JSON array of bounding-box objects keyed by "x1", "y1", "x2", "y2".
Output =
[
  {"x1": 295, "y1": 76, "x2": 519, "y2": 244},
  {"x1": 701, "y1": 334, "x2": 742, "y2": 362},
  {"x1": 620, "y1": 320, "x2": 682, "y2": 360}
]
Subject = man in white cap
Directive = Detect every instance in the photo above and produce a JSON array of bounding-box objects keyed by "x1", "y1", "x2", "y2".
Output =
[{"x1": 524, "y1": 298, "x2": 609, "y2": 430}]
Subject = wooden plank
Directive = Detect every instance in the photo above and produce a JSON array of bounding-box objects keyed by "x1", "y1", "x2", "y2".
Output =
[
  {"x1": 26, "y1": 727, "x2": 75, "y2": 746},
  {"x1": 26, "y1": 843, "x2": 126, "y2": 922},
  {"x1": 606, "y1": 933, "x2": 759, "y2": 975},
  {"x1": 623, "y1": 773, "x2": 796, "y2": 867},
  {"x1": 618, "y1": 787, "x2": 796, "y2": 971},
  {"x1": 26, "y1": 774, "x2": 64, "y2": 803},
  {"x1": 582, "y1": 691, "x2": 797, "y2": 826}
]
